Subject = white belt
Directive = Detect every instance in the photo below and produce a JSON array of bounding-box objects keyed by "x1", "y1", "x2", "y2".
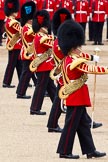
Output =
[
  {"x1": 46, "y1": 9, "x2": 53, "y2": 12},
  {"x1": 76, "y1": 11, "x2": 87, "y2": 14},
  {"x1": 94, "y1": 11, "x2": 105, "y2": 14},
  {"x1": 37, "y1": 53, "x2": 42, "y2": 56}
]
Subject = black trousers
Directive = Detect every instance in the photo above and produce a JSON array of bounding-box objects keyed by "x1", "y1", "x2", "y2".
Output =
[
  {"x1": 93, "y1": 22, "x2": 104, "y2": 43},
  {"x1": 0, "y1": 20, "x2": 4, "y2": 44},
  {"x1": 79, "y1": 22, "x2": 87, "y2": 43},
  {"x1": 3, "y1": 49, "x2": 22, "y2": 85},
  {"x1": 16, "y1": 60, "x2": 37, "y2": 96},
  {"x1": 30, "y1": 71, "x2": 56, "y2": 112},
  {"x1": 88, "y1": 20, "x2": 94, "y2": 41},
  {"x1": 47, "y1": 84, "x2": 62, "y2": 128},
  {"x1": 57, "y1": 106, "x2": 96, "y2": 155}
]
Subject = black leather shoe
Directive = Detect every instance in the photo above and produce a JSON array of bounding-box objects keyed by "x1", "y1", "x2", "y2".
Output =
[
  {"x1": 3, "y1": 84, "x2": 15, "y2": 88},
  {"x1": 98, "y1": 42, "x2": 104, "y2": 45},
  {"x1": 87, "y1": 150, "x2": 106, "y2": 159},
  {"x1": 90, "y1": 122, "x2": 102, "y2": 129},
  {"x1": 92, "y1": 42, "x2": 97, "y2": 45},
  {"x1": 60, "y1": 154, "x2": 80, "y2": 159},
  {"x1": 48, "y1": 126, "x2": 63, "y2": 133},
  {"x1": 30, "y1": 110, "x2": 46, "y2": 115},
  {"x1": 17, "y1": 94, "x2": 31, "y2": 99}
]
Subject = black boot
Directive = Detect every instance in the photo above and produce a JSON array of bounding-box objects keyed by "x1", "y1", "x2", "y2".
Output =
[
  {"x1": 59, "y1": 154, "x2": 80, "y2": 159},
  {"x1": 90, "y1": 122, "x2": 102, "y2": 129},
  {"x1": 87, "y1": 150, "x2": 106, "y2": 159},
  {"x1": 48, "y1": 125, "x2": 63, "y2": 133},
  {"x1": 30, "y1": 110, "x2": 46, "y2": 115}
]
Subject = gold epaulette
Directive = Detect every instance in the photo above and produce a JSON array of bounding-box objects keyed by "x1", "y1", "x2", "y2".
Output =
[
  {"x1": 27, "y1": 28, "x2": 35, "y2": 36},
  {"x1": 40, "y1": 34, "x2": 54, "y2": 43},
  {"x1": 9, "y1": 19, "x2": 19, "y2": 27},
  {"x1": 39, "y1": 34, "x2": 54, "y2": 48},
  {"x1": 9, "y1": 19, "x2": 21, "y2": 32},
  {"x1": 70, "y1": 56, "x2": 87, "y2": 70}
]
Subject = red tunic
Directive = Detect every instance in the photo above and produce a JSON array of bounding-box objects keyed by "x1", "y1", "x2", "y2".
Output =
[
  {"x1": 33, "y1": 32, "x2": 55, "y2": 72},
  {"x1": 75, "y1": 0, "x2": 90, "y2": 23},
  {"x1": 61, "y1": 0, "x2": 74, "y2": 14},
  {"x1": 91, "y1": 0, "x2": 108, "y2": 22},
  {"x1": 20, "y1": 23, "x2": 35, "y2": 60},
  {"x1": 0, "y1": 0, "x2": 5, "y2": 20},
  {"x1": 60, "y1": 56, "x2": 91, "y2": 107},
  {"x1": 5, "y1": 17, "x2": 22, "y2": 50}
]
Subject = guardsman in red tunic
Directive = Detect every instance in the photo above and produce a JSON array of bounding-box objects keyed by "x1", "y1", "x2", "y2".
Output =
[
  {"x1": 16, "y1": 1, "x2": 37, "y2": 99},
  {"x1": 47, "y1": 8, "x2": 102, "y2": 132},
  {"x1": 2, "y1": 0, "x2": 22, "y2": 88},
  {"x1": 56, "y1": 19, "x2": 107, "y2": 159},
  {"x1": 91, "y1": 0, "x2": 108, "y2": 45},
  {"x1": 29, "y1": 10, "x2": 56, "y2": 115},
  {"x1": 74, "y1": 0, "x2": 90, "y2": 44},
  {"x1": 0, "y1": 0, "x2": 5, "y2": 46},
  {"x1": 47, "y1": 8, "x2": 72, "y2": 132}
]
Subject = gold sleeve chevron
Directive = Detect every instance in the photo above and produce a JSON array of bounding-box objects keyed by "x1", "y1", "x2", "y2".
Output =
[
  {"x1": 77, "y1": 63, "x2": 108, "y2": 74},
  {"x1": 9, "y1": 20, "x2": 21, "y2": 32},
  {"x1": 9, "y1": 19, "x2": 19, "y2": 27},
  {"x1": 80, "y1": 52, "x2": 93, "y2": 61},
  {"x1": 40, "y1": 34, "x2": 54, "y2": 47},
  {"x1": 27, "y1": 28, "x2": 34, "y2": 36}
]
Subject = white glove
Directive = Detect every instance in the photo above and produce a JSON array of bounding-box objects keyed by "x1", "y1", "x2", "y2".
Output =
[
  {"x1": 93, "y1": 55, "x2": 100, "y2": 62},
  {"x1": 87, "y1": 16, "x2": 89, "y2": 22},
  {"x1": 71, "y1": 14, "x2": 74, "y2": 20}
]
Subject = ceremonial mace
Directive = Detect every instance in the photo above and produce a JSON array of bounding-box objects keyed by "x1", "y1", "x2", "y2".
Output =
[{"x1": 91, "y1": 47, "x2": 101, "y2": 129}]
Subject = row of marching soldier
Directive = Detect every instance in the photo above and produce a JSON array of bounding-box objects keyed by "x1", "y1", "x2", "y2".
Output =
[
  {"x1": 1, "y1": 0, "x2": 108, "y2": 159},
  {"x1": 0, "y1": 0, "x2": 108, "y2": 46}
]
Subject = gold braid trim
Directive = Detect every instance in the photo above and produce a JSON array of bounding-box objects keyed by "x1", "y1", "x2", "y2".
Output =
[
  {"x1": 5, "y1": 27, "x2": 20, "y2": 51},
  {"x1": 5, "y1": 19, "x2": 21, "y2": 50},
  {"x1": 59, "y1": 73, "x2": 88, "y2": 99},
  {"x1": 22, "y1": 25, "x2": 35, "y2": 59},
  {"x1": 29, "y1": 48, "x2": 52, "y2": 72}
]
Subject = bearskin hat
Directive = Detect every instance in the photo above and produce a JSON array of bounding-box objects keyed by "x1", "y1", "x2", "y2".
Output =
[
  {"x1": 57, "y1": 20, "x2": 85, "y2": 55},
  {"x1": 21, "y1": 1, "x2": 36, "y2": 26},
  {"x1": 32, "y1": 10, "x2": 50, "y2": 33},
  {"x1": 52, "y1": 8, "x2": 72, "y2": 36},
  {"x1": 4, "y1": 0, "x2": 19, "y2": 17}
]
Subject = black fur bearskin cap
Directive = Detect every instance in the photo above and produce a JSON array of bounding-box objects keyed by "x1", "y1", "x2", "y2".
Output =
[{"x1": 57, "y1": 19, "x2": 85, "y2": 55}]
